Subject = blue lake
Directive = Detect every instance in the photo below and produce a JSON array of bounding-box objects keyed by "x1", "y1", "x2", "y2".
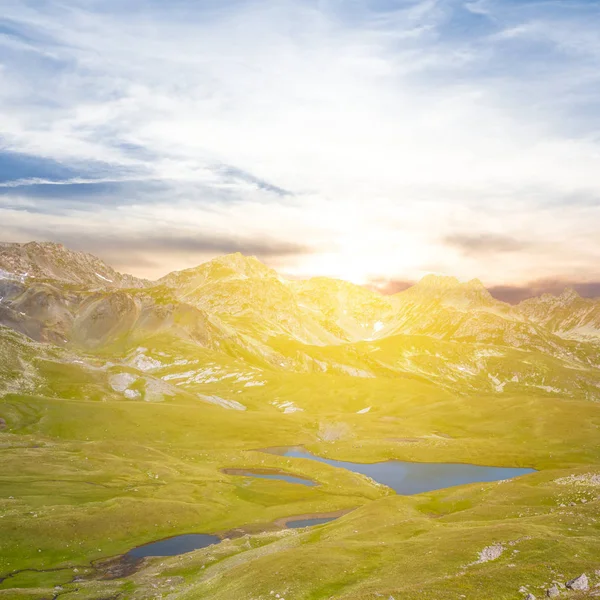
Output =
[
  {"x1": 262, "y1": 447, "x2": 536, "y2": 495},
  {"x1": 120, "y1": 449, "x2": 535, "y2": 562}
]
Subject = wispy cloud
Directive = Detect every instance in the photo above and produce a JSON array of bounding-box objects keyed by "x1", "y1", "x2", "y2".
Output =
[
  {"x1": 1, "y1": 0, "x2": 600, "y2": 282},
  {"x1": 489, "y1": 279, "x2": 600, "y2": 304},
  {"x1": 443, "y1": 233, "x2": 531, "y2": 256},
  {"x1": 1, "y1": 226, "x2": 312, "y2": 275}
]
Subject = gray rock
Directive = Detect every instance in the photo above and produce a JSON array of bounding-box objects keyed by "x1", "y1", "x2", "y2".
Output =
[
  {"x1": 108, "y1": 372, "x2": 138, "y2": 393},
  {"x1": 566, "y1": 574, "x2": 588, "y2": 591},
  {"x1": 525, "y1": 594, "x2": 536, "y2": 600},
  {"x1": 547, "y1": 585, "x2": 560, "y2": 598}
]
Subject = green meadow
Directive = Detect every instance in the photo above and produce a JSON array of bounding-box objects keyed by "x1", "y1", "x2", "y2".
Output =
[{"x1": 2, "y1": 367, "x2": 600, "y2": 599}]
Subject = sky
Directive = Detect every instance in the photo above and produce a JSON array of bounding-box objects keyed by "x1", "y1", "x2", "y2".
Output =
[{"x1": 1, "y1": 0, "x2": 600, "y2": 300}]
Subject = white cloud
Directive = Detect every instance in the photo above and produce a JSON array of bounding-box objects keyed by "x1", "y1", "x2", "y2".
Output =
[{"x1": 0, "y1": 0, "x2": 600, "y2": 284}]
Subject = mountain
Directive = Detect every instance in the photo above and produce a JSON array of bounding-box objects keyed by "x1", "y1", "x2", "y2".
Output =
[
  {"x1": 518, "y1": 288, "x2": 600, "y2": 342},
  {"x1": 1, "y1": 241, "x2": 600, "y2": 399},
  {"x1": 290, "y1": 276, "x2": 395, "y2": 341},
  {"x1": 0, "y1": 241, "x2": 147, "y2": 288}
]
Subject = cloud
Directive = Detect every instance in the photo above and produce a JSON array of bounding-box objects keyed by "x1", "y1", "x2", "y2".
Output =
[
  {"x1": 2, "y1": 222, "x2": 313, "y2": 278},
  {"x1": 72, "y1": 233, "x2": 310, "y2": 260},
  {"x1": 443, "y1": 233, "x2": 531, "y2": 256},
  {"x1": 368, "y1": 277, "x2": 600, "y2": 304},
  {"x1": 0, "y1": 0, "x2": 600, "y2": 283},
  {"x1": 366, "y1": 278, "x2": 415, "y2": 295},
  {"x1": 489, "y1": 279, "x2": 600, "y2": 304},
  {"x1": 0, "y1": 151, "x2": 80, "y2": 183}
]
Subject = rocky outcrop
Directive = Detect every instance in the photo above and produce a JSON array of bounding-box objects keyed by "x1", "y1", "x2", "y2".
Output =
[{"x1": 566, "y1": 574, "x2": 588, "y2": 591}]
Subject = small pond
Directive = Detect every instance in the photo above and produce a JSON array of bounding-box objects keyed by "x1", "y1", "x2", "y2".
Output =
[
  {"x1": 120, "y1": 512, "x2": 341, "y2": 561},
  {"x1": 261, "y1": 446, "x2": 536, "y2": 495},
  {"x1": 286, "y1": 517, "x2": 339, "y2": 528},
  {"x1": 124, "y1": 534, "x2": 221, "y2": 560}
]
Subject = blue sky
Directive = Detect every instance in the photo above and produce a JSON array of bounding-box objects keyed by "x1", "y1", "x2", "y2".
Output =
[{"x1": 1, "y1": 0, "x2": 600, "y2": 296}]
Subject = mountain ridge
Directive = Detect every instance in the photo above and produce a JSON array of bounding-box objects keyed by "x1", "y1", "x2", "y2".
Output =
[
  {"x1": 3, "y1": 240, "x2": 593, "y2": 306},
  {"x1": 2, "y1": 240, "x2": 600, "y2": 403},
  {"x1": 0, "y1": 241, "x2": 148, "y2": 288}
]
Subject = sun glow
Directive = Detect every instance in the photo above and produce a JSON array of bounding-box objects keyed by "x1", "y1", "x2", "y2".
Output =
[{"x1": 286, "y1": 232, "x2": 435, "y2": 285}]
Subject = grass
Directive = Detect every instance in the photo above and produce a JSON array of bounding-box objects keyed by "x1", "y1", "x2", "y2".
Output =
[{"x1": 2, "y1": 353, "x2": 600, "y2": 599}]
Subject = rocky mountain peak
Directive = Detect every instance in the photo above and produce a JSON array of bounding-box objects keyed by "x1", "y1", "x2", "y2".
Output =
[
  {"x1": 559, "y1": 287, "x2": 580, "y2": 302},
  {"x1": 0, "y1": 241, "x2": 146, "y2": 288},
  {"x1": 159, "y1": 252, "x2": 279, "y2": 291},
  {"x1": 400, "y1": 274, "x2": 494, "y2": 304}
]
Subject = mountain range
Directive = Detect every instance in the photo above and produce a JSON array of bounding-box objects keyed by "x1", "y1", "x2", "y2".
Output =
[{"x1": 2, "y1": 240, "x2": 600, "y2": 407}]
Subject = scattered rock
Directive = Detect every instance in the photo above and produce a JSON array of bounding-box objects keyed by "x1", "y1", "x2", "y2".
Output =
[
  {"x1": 566, "y1": 574, "x2": 588, "y2": 591},
  {"x1": 475, "y1": 543, "x2": 505, "y2": 563},
  {"x1": 0, "y1": 417, "x2": 6, "y2": 429},
  {"x1": 556, "y1": 474, "x2": 600, "y2": 487},
  {"x1": 144, "y1": 378, "x2": 176, "y2": 402},
  {"x1": 317, "y1": 422, "x2": 351, "y2": 442},
  {"x1": 525, "y1": 594, "x2": 536, "y2": 600},
  {"x1": 547, "y1": 585, "x2": 560, "y2": 598}
]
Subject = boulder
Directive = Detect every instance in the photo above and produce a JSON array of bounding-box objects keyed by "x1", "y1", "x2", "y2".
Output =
[{"x1": 566, "y1": 574, "x2": 588, "y2": 591}]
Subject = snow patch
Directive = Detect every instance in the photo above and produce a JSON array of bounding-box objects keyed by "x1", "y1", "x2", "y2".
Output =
[
  {"x1": 95, "y1": 272, "x2": 113, "y2": 283},
  {"x1": 272, "y1": 400, "x2": 303, "y2": 414},
  {"x1": 488, "y1": 373, "x2": 506, "y2": 393},
  {"x1": 131, "y1": 353, "x2": 162, "y2": 371},
  {"x1": 356, "y1": 406, "x2": 371, "y2": 414},
  {"x1": 161, "y1": 366, "x2": 261, "y2": 385},
  {"x1": 0, "y1": 269, "x2": 27, "y2": 283}
]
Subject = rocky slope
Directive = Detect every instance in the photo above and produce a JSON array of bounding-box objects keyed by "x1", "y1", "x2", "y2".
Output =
[
  {"x1": 518, "y1": 288, "x2": 600, "y2": 342},
  {"x1": 0, "y1": 241, "x2": 147, "y2": 288}
]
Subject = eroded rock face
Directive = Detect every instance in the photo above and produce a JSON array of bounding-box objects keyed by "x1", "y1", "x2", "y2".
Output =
[
  {"x1": 0, "y1": 242, "x2": 147, "y2": 288},
  {"x1": 566, "y1": 574, "x2": 588, "y2": 591}
]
